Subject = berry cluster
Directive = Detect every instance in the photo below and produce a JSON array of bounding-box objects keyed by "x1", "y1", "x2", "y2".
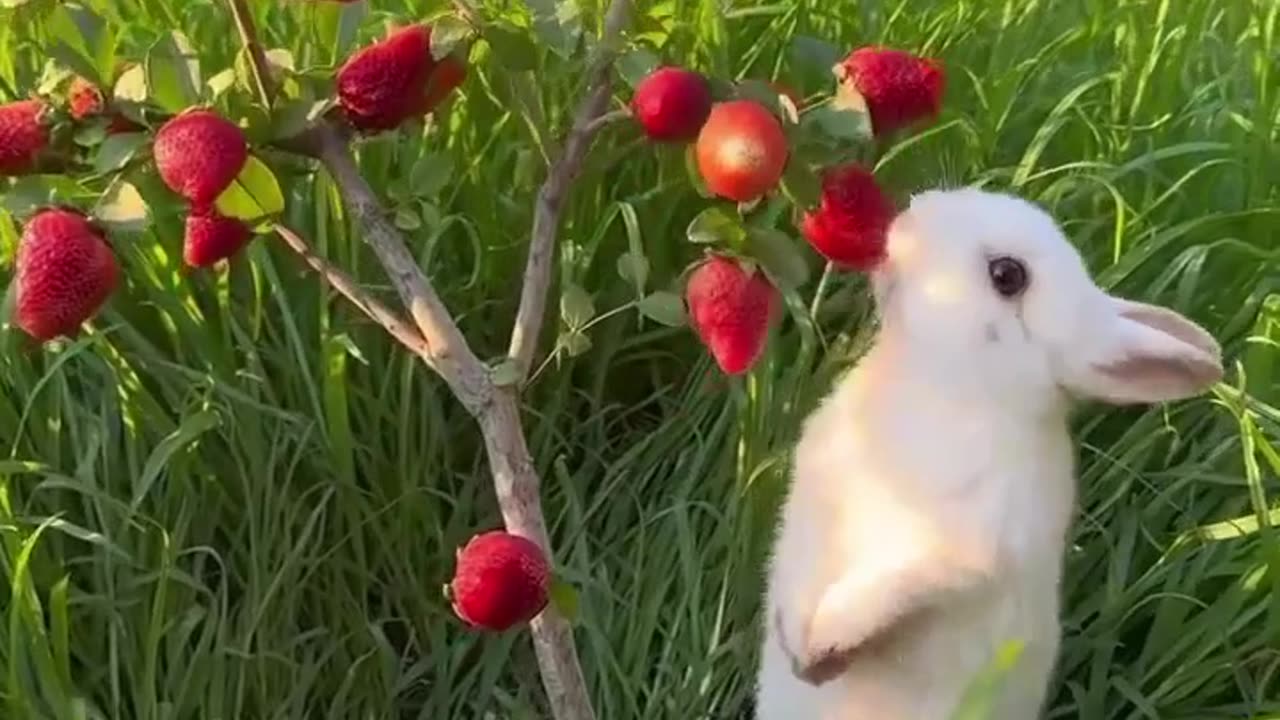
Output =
[{"x1": 627, "y1": 47, "x2": 945, "y2": 375}]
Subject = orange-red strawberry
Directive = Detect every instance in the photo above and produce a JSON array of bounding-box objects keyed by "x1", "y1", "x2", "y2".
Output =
[
  {"x1": 0, "y1": 100, "x2": 50, "y2": 177},
  {"x1": 184, "y1": 210, "x2": 253, "y2": 268},
  {"x1": 839, "y1": 47, "x2": 944, "y2": 136},
  {"x1": 67, "y1": 77, "x2": 143, "y2": 134},
  {"x1": 685, "y1": 255, "x2": 778, "y2": 375},
  {"x1": 800, "y1": 163, "x2": 895, "y2": 270},
  {"x1": 449, "y1": 531, "x2": 550, "y2": 632},
  {"x1": 631, "y1": 66, "x2": 712, "y2": 142},
  {"x1": 14, "y1": 208, "x2": 119, "y2": 341},
  {"x1": 337, "y1": 24, "x2": 465, "y2": 132},
  {"x1": 154, "y1": 109, "x2": 248, "y2": 207},
  {"x1": 695, "y1": 100, "x2": 788, "y2": 202}
]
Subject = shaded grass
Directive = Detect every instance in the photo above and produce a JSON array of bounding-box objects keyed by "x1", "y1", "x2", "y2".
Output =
[{"x1": 0, "y1": 0, "x2": 1278, "y2": 718}]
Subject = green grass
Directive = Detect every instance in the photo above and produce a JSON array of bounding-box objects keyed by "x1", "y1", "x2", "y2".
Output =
[{"x1": 1, "y1": 0, "x2": 1278, "y2": 718}]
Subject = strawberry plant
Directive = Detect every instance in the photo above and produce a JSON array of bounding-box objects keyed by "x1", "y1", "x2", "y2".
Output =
[{"x1": 0, "y1": 1, "x2": 948, "y2": 717}]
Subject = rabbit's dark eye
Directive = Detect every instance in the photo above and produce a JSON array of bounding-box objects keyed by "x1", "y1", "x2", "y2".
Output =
[{"x1": 988, "y1": 256, "x2": 1029, "y2": 298}]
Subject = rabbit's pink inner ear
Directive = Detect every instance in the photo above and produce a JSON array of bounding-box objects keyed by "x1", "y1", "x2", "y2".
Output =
[{"x1": 1078, "y1": 304, "x2": 1223, "y2": 405}]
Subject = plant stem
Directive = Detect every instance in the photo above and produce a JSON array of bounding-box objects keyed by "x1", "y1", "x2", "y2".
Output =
[{"x1": 226, "y1": 0, "x2": 276, "y2": 107}]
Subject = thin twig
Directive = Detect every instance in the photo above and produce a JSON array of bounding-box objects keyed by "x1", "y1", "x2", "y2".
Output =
[
  {"x1": 273, "y1": 224, "x2": 430, "y2": 356},
  {"x1": 308, "y1": 123, "x2": 491, "y2": 410},
  {"x1": 506, "y1": 0, "x2": 633, "y2": 381},
  {"x1": 582, "y1": 108, "x2": 631, "y2": 136},
  {"x1": 226, "y1": 0, "x2": 276, "y2": 107}
]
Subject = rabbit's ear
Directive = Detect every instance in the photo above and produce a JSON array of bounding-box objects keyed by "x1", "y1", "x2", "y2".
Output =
[{"x1": 1063, "y1": 297, "x2": 1222, "y2": 405}]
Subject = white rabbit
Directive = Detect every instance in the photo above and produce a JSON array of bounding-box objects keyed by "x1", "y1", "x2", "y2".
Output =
[{"x1": 755, "y1": 188, "x2": 1223, "y2": 720}]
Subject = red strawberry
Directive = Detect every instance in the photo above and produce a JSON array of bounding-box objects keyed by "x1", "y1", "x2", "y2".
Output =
[
  {"x1": 839, "y1": 47, "x2": 944, "y2": 136},
  {"x1": 68, "y1": 77, "x2": 105, "y2": 120},
  {"x1": 800, "y1": 163, "x2": 895, "y2": 271},
  {"x1": 337, "y1": 24, "x2": 464, "y2": 132},
  {"x1": 154, "y1": 109, "x2": 247, "y2": 207},
  {"x1": 695, "y1": 100, "x2": 788, "y2": 202},
  {"x1": 685, "y1": 255, "x2": 778, "y2": 375},
  {"x1": 14, "y1": 208, "x2": 119, "y2": 341},
  {"x1": 631, "y1": 66, "x2": 712, "y2": 142},
  {"x1": 67, "y1": 77, "x2": 143, "y2": 134},
  {"x1": 417, "y1": 54, "x2": 467, "y2": 116},
  {"x1": 0, "y1": 100, "x2": 50, "y2": 177},
  {"x1": 184, "y1": 211, "x2": 253, "y2": 268},
  {"x1": 449, "y1": 531, "x2": 550, "y2": 632}
]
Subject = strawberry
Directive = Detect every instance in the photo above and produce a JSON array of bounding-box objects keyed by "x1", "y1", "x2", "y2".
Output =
[
  {"x1": 184, "y1": 210, "x2": 253, "y2": 268},
  {"x1": 799, "y1": 163, "x2": 895, "y2": 271},
  {"x1": 631, "y1": 66, "x2": 712, "y2": 142},
  {"x1": 417, "y1": 54, "x2": 467, "y2": 116},
  {"x1": 685, "y1": 255, "x2": 778, "y2": 375},
  {"x1": 14, "y1": 208, "x2": 119, "y2": 341},
  {"x1": 449, "y1": 531, "x2": 550, "y2": 632},
  {"x1": 0, "y1": 100, "x2": 50, "y2": 177},
  {"x1": 337, "y1": 24, "x2": 465, "y2": 132},
  {"x1": 839, "y1": 47, "x2": 944, "y2": 136},
  {"x1": 67, "y1": 76, "x2": 143, "y2": 134},
  {"x1": 154, "y1": 109, "x2": 248, "y2": 207},
  {"x1": 695, "y1": 100, "x2": 788, "y2": 202}
]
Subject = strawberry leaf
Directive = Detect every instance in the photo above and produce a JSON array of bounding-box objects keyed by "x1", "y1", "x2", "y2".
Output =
[
  {"x1": 637, "y1": 291, "x2": 685, "y2": 327},
  {"x1": 146, "y1": 30, "x2": 201, "y2": 113},
  {"x1": 615, "y1": 250, "x2": 650, "y2": 290},
  {"x1": 616, "y1": 47, "x2": 660, "y2": 88},
  {"x1": 92, "y1": 132, "x2": 148, "y2": 175},
  {"x1": 393, "y1": 207, "x2": 421, "y2": 231},
  {"x1": 780, "y1": 160, "x2": 822, "y2": 212},
  {"x1": 558, "y1": 329, "x2": 592, "y2": 357},
  {"x1": 485, "y1": 22, "x2": 538, "y2": 72},
  {"x1": 409, "y1": 152, "x2": 454, "y2": 198},
  {"x1": 430, "y1": 15, "x2": 473, "y2": 61},
  {"x1": 112, "y1": 63, "x2": 148, "y2": 104},
  {"x1": 93, "y1": 180, "x2": 149, "y2": 234},
  {"x1": 746, "y1": 228, "x2": 810, "y2": 290},
  {"x1": 734, "y1": 79, "x2": 784, "y2": 117},
  {"x1": 687, "y1": 206, "x2": 746, "y2": 247},
  {"x1": 527, "y1": 0, "x2": 583, "y2": 60},
  {"x1": 559, "y1": 282, "x2": 595, "y2": 329},
  {"x1": 490, "y1": 359, "x2": 522, "y2": 387},
  {"x1": 548, "y1": 578, "x2": 580, "y2": 623},
  {"x1": 214, "y1": 155, "x2": 284, "y2": 225},
  {"x1": 788, "y1": 35, "x2": 841, "y2": 89}
]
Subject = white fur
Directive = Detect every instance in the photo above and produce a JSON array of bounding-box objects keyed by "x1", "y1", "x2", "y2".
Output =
[{"x1": 756, "y1": 188, "x2": 1223, "y2": 720}]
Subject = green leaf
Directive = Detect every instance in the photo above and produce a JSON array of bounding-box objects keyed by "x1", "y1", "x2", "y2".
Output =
[
  {"x1": 93, "y1": 181, "x2": 149, "y2": 233},
  {"x1": 616, "y1": 250, "x2": 649, "y2": 289},
  {"x1": 265, "y1": 48, "x2": 296, "y2": 73},
  {"x1": 206, "y1": 68, "x2": 237, "y2": 98},
  {"x1": 409, "y1": 152, "x2": 455, "y2": 198},
  {"x1": 270, "y1": 98, "x2": 335, "y2": 140},
  {"x1": 73, "y1": 123, "x2": 108, "y2": 148},
  {"x1": 780, "y1": 160, "x2": 823, "y2": 212},
  {"x1": 560, "y1": 282, "x2": 595, "y2": 329},
  {"x1": 734, "y1": 79, "x2": 784, "y2": 116},
  {"x1": 112, "y1": 63, "x2": 148, "y2": 103},
  {"x1": 805, "y1": 103, "x2": 873, "y2": 144},
  {"x1": 687, "y1": 206, "x2": 746, "y2": 247},
  {"x1": 393, "y1": 207, "x2": 422, "y2": 231},
  {"x1": 485, "y1": 22, "x2": 538, "y2": 71},
  {"x1": 559, "y1": 329, "x2": 592, "y2": 357},
  {"x1": 637, "y1": 291, "x2": 685, "y2": 327},
  {"x1": 789, "y1": 35, "x2": 842, "y2": 83},
  {"x1": 146, "y1": 30, "x2": 201, "y2": 113},
  {"x1": 93, "y1": 132, "x2": 148, "y2": 174},
  {"x1": 746, "y1": 228, "x2": 810, "y2": 290},
  {"x1": 36, "y1": 60, "x2": 74, "y2": 95},
  {"x1": 527, "y1": 0, "x2": 583, "y2": 59},
  {"x1": 214, "y1": 155, "x2": 284, "y2": 224},
  {"x1": 430, "y1": 15, "x2": 473, "y2": 61},
  {"x1": 548, "y1": 578, "x2": 579, "y2": 623},
  {"x1": 617, "y1": 47, "x2": 660, "y2": 88},
  {"x1": 0, "y1": 0, "x2": 37, "y2": 7},
  {"x1": 1, "y1": 178, "x2": 58, "y2": 216}
]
